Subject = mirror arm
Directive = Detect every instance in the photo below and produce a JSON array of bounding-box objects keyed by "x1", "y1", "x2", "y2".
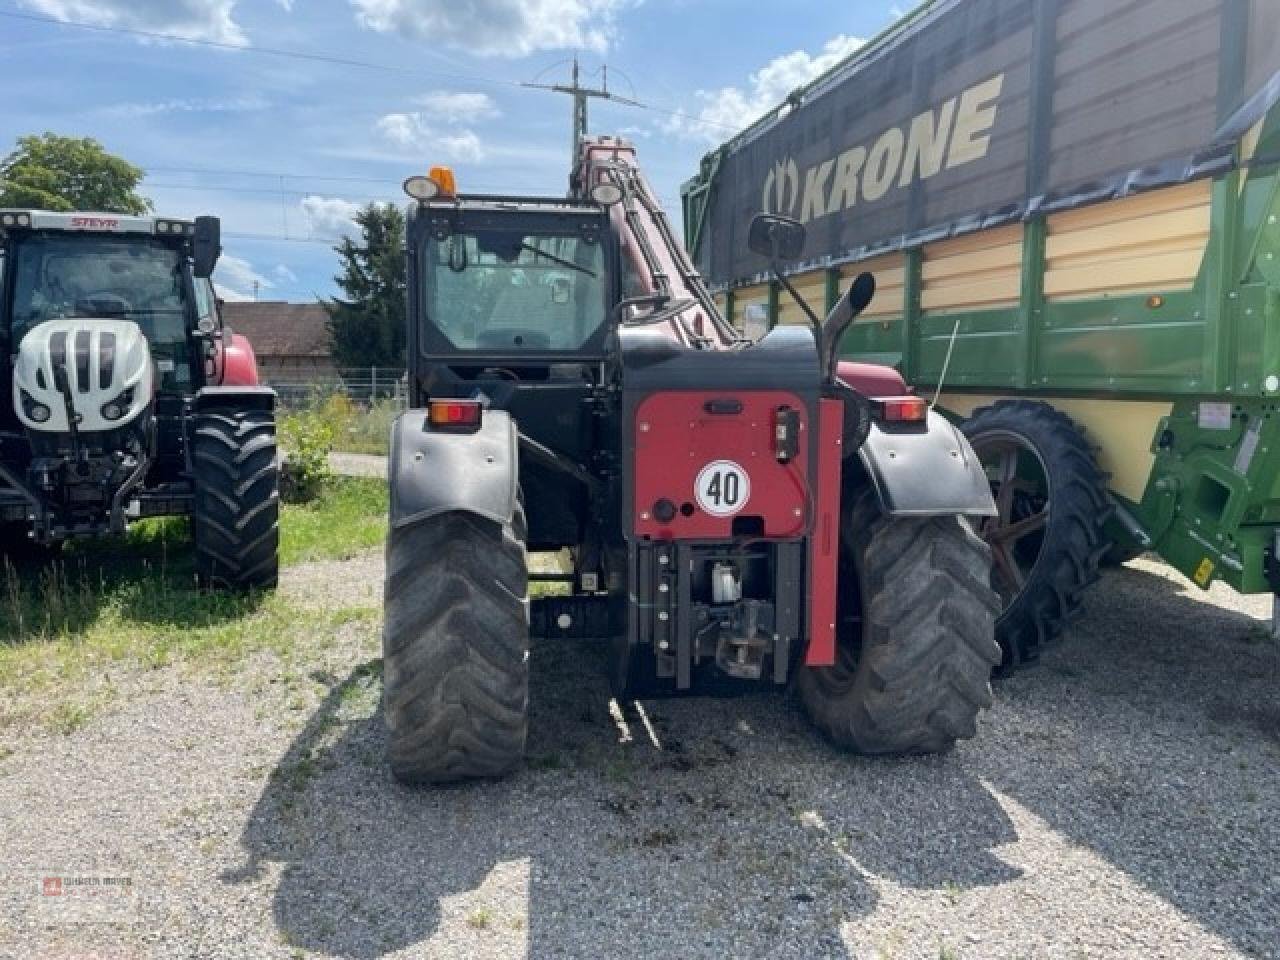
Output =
[{"x1": 770, "y1": 260, "x2": 824, "y2": 349}]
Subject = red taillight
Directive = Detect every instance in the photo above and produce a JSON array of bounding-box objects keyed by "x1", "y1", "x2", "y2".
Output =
[
  {"x1": 427, "y1": 399, "x2": 483, "y2": 430},
  {"x1": 877, "y1": 396, "x2": 927, "y2": 423}
]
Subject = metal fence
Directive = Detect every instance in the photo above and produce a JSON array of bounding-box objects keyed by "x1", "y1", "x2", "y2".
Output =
[{"x1": 264, "y1": 368, "x2": 410, "y2": 410}]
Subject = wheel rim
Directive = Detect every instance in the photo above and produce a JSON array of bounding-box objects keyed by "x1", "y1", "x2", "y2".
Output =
[{"x1": 969, "y1": 429, "x2": 1051, "y2": 608}]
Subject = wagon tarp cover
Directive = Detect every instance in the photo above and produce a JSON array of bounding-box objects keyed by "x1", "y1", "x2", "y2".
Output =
[{"x1": 683, "y1": 0, "x2": 1280, "y2": 288}]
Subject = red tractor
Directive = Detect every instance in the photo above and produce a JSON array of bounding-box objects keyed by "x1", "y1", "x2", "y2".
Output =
[
  {"x1": 383, "y1": 141, "x2": 1000, "y2": 783},
  {"x1": 0, "y1": 210, "x2": 278, "y2": 588}
]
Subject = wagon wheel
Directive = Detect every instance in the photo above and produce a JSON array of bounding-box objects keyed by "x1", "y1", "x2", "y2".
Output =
[
  {"x1": 961, "y1": 400, "x2": 1110, "y2": 669},
  {"x1": 975, "y1": 432, "x2": 1050, "y2": 606}
]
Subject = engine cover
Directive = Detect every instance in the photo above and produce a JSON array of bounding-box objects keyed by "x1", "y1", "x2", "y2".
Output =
[{"x1": 13, "y1": 319, "x2": 153, "y2": 432}]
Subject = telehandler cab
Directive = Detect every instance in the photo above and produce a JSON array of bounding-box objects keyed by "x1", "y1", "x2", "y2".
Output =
[{"x1": 383, "y1": 140, "x2": 1001, "y2": 783}]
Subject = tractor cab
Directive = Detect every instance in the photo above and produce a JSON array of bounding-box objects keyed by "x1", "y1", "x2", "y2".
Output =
[{"x1": 0, "y1": 211, "x2": 220, "y2": 410}]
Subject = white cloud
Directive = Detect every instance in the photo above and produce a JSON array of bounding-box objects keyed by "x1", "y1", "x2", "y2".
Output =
[
  {"x1": 19, "y1": 0, "x2": 247, "y2": 45},
  {"x1": 104, "y1": 95, "x2": 269, "y2": 118},
  {"x1": 273, "y1": 264, "x2": 299, "y2": 284},
  {"x1": 300, "y1": 195, "x2": 362, "y2": 243},
  {"x1": 413, "y1": 91, "x2": 500, "y2": 123},
  {"x1": 376, "y1": 113, "x2": 485, "y2": 162},
  {"x1": 664, "y1": 34, "x2": 865, "y2": 142},
  {"x1": 349, "y1": 0, "x2": 627, "y2": 57},
  {"x1": 215, "y1": 255, "x2": 271, "y2": 301}
]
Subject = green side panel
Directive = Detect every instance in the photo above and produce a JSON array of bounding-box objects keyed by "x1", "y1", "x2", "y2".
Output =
[
  {"x1": 843, "y1": 315, "x2": 904, "y2": 370},
  {"x1": 1036, "y1": 292, "x2": 1210, "y2": 393},
  {"x1": 912, "y1": 308, "x2": 1024, "y2": 389}
]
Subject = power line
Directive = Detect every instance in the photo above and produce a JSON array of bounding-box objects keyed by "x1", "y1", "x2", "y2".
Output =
[
  {"x1": 0, "y1": 6, "x2": 742, "y2": 133},
  {"x1": 0, "y1": 8, "x2": 515, "y2": 89}
]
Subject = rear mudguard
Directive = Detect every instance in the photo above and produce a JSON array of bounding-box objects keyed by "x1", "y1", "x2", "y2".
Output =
[
  {"x1": 856, "y1": 410, "x2": 996, "y2": 517},
  {"x1": 388, "y1": 409, "x2": 519, "y2": 530}
]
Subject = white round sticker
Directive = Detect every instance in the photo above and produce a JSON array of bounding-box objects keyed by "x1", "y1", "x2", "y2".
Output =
[{"x1": 695, "y1": 460, "x2": 751, "y2": 517}]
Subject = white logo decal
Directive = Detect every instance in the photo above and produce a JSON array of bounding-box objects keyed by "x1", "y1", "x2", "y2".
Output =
[
  {"x1": 760, "y1": 72, "x2": 1005, "y2": 224},
  {"x1": 695, "y1": 460, "x2": 751, "y2": 517}
]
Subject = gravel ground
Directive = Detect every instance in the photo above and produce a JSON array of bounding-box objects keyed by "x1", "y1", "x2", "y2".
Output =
[
  {"x1": 328, "y1": 453, "x2": 387, "y2": 479},
  {"x1": 1, "y1": 552, "x2": 1277, "y2": 960}
]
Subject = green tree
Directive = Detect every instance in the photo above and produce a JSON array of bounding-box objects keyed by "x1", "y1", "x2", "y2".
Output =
[
  {"x1": 0, "y1": 133, "x2": 151, "y2": 214},
  {"x1": 324, "y1": 204, "x2": 407, "y2": 370}
]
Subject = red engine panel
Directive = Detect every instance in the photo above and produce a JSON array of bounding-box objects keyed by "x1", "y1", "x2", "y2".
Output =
[
  {"x1": 218, "y1": 332, "x2": 261, "y2": 386},
  {"x1": 804, "y1": 398, "x2": 844, "y2": 667},
  {"x1": 633, "y1": 391, "x2": 809, "y2": 540}
]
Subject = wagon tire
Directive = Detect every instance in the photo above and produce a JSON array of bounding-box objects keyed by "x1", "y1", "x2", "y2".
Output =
[
  {"x1": 382, "y1": 506, "x2": 529, "y2": 784},
  {"x1": 961, "y1": 399, "x2": 1111, "y2": 669},
  {"x1": 798, "y1": 488, "x2": 1001, "y2": 754},
  {"x1": 190, "y1": 409, "x2": 280, "y2": 590}
]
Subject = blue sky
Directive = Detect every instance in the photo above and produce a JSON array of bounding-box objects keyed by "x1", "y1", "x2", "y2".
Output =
[{"x1": 0, "y1": 0, "x2": 902, "y2": 302}]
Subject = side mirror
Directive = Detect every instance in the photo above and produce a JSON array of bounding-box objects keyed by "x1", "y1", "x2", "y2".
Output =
[
  {"x1": 192, "y1": 216, "x2": 221, "y2": 279},
  {"x1": 821, "y1": 271, "x2": 876, "y2": 381},
  {"x1": 747, "y1": 213, "x2": 806, "y2": 262}
]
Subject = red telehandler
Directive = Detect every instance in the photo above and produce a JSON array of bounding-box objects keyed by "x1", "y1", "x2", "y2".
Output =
[{"x1": 382, "y1": 140, "x2": 1001, "y2": 783}]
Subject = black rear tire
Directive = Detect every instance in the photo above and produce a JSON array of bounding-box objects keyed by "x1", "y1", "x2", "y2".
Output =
[
  {"x1": 961, "y1": 399, "x2": 1111, "y2": 668},
  {"x1": 190, "y1": 409, "x2": 280, "y2": 590},
  {"x1": 798, "y1": 488, "x2": 1001, "y2": 754},
  {"x1": 382, "y1": 507, "x2": 529, "y2": 784}
]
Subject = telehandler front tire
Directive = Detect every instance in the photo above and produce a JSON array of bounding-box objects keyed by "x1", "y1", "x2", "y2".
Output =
[
  {"x1": 382, "y1": 507, "x2": 529, "y2": 784},
  {"x1": 798, "y1": 489, "x2": 1001, "y2": 754},
  {"x1": 190, "y1": 409, "x2": 279, "y2": 590}
]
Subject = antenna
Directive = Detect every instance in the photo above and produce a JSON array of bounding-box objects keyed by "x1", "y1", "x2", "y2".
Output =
[{"x1": 523, "y1": 56, "x2": 645, "y2": 163}]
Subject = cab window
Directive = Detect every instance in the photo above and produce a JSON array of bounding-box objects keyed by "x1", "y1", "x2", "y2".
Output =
[{"x1": 424, "y1": 229, "x2": 606, "y2": 352}]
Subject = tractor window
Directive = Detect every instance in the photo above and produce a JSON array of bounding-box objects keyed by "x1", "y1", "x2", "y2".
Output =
[
  {"x1": 424, "y1": 229, "x2": 606, "y2": 352},
  {"x1": 8, "y1": 233, "x2": 194, "y2": 389}
]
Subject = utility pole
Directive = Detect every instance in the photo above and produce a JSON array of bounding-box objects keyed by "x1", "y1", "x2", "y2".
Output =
[{"x1": 523, "y1": 57, "x2": 645, "y2": 165}]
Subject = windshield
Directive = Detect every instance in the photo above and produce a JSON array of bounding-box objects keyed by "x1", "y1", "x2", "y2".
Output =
[
  {"x1": 424, "y1": 228, "x2": 606, "y2": 352},
  {"x1": 8, "y1": 233, "x2": 190, "y2": 347}
]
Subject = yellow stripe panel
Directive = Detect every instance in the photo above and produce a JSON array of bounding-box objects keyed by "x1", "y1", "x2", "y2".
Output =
[
  {"x1": 842, "y1": 252, "x2": 905, "y2": 319},
  {"x1": 1045, "y1": 181, "x2": 1210, "y2": 301},
  {"x1": 922, "y1": 225, "x2": 1022, "y2": 313}
]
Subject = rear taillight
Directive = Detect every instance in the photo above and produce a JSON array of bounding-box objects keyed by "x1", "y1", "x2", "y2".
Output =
[
  {"x1": 427, "y1": 399, "x2": 483, "y2": 431},
  {"x1": 876, "y1": 396, "x2": 928, "y2": 423}
]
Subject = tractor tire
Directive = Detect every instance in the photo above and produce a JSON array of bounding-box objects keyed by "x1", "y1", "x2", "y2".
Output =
[
  {"x1": 961, "y1": 399, "x2": 1111, "y2": 669},
  {"x1": 798, "y1": 488, "x2": 1001, "y2": 754},
  {"x1": 382, "y1": 507, "x2": 529, "y2": 784},
  {"x1": 190, "y1": 409, "x2": 280, "y2": 590}
]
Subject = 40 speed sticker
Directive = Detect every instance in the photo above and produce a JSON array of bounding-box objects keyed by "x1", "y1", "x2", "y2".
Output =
[{"x1": 695, "y1": 460, "x2": 751, "y2": 517}]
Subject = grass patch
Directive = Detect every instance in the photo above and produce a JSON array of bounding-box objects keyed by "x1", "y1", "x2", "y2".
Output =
[
  {"x1": 281, "y1": 477, "x2": 387, "y2": 565},
  {"x1": 282, "y1": 394, "x2": 399, "y2": 457},
  {"x1": 0, "y1": 480, "x2": 386, "y2": 745}
]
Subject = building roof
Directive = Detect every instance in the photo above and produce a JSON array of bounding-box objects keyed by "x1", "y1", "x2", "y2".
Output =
[{"x1": 221, "y1": 301, "x2": 331, "y2": 359}]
